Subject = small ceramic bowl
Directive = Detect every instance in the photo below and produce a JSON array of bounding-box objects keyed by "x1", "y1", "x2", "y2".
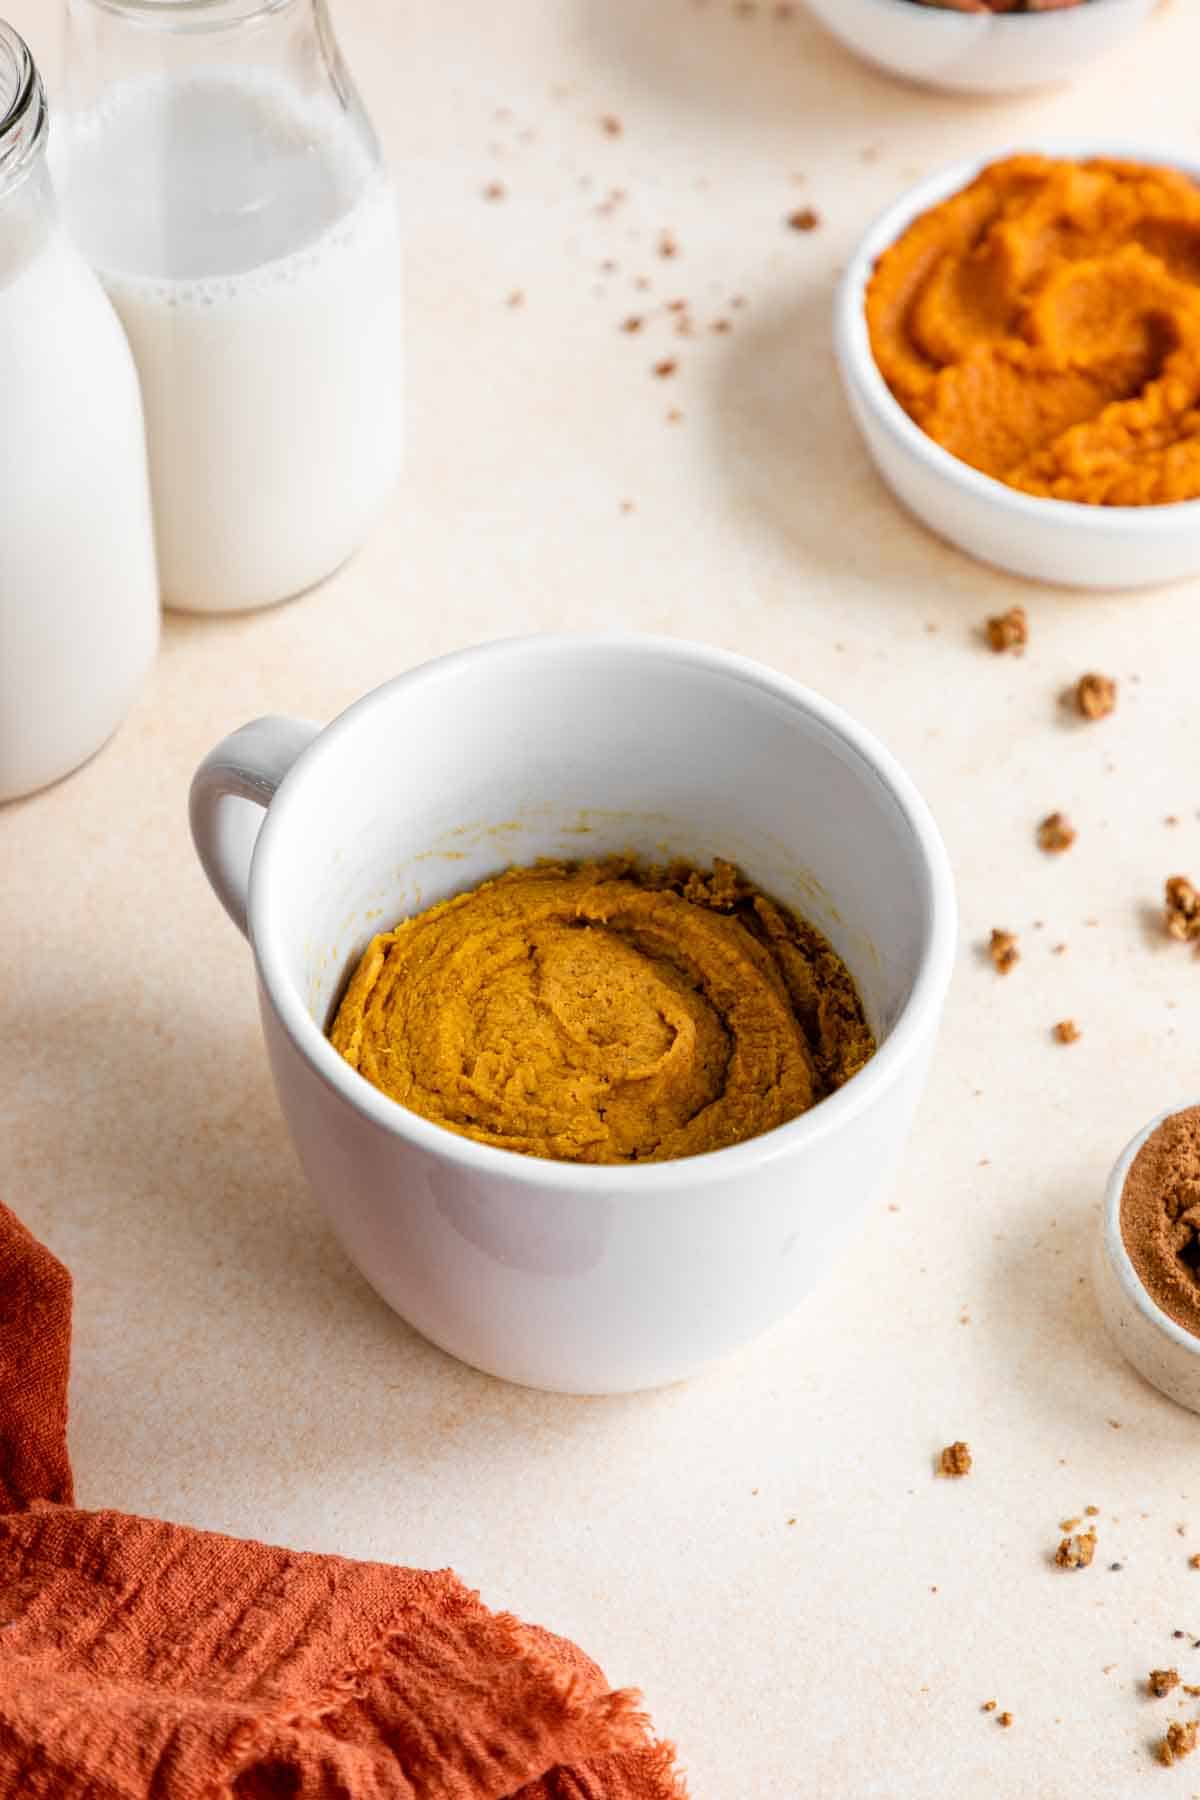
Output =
[
  {"x1": 834, "y1": 141, "x2": 1200, "y2": 590},
  {"x1": 801, "y1": 0, "x2": 1155, "y2": 96},
  {"x1": 1094, "y1": 1104, "x2": 1200, "y2": 1415}
]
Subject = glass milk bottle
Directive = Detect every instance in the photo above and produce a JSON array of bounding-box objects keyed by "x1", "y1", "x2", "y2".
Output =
[
  {"x1": 0, "y1": 21, "x2": 158, "y2": 804},
  {"x1": 58, "y1": 0, "x2": 404, "y2": 614}
]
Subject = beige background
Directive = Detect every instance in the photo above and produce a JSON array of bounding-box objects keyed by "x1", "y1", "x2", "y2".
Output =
[{"x1": 5, "y1": 1, "x2": 1200, "y2": 1792}]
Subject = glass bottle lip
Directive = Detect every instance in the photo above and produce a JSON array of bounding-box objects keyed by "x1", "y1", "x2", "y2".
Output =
[
  {"x1": 76, "y1": 0, "x2": 297, "y2": 29},
  {"x1": 0, "y1": 22, "x2": 46, "y2": 197}
]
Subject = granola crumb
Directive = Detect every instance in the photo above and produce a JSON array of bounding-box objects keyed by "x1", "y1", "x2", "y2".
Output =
[
  {"x1": 621, "y1": 315, "x2": 643, "y2": 333},
  {"x1": 1190, "y1": 1554, "x2": 1200, "y2": 1570},
  {"x1": 653, "y1": 358, "x2": 677, "y2": 378},
  {"x1": 1038, "y1": 812, "x2": 1077, "y2": 854},
  {"x1": 1150, "y1": 1669, "x2": 1181, "y2": 1699},
  {"x1": 600, "y1": 114, "x2": 622, "y2": 135},
  {"x1": 982, "y1": 1700, "x2": 997, "y2": 1713},
  {"x1": 619, "y1": 500, "x2": 635, "y2": 515},
  {"x1": 1052, "y1": 942, "x2": 1068, "y2": 955},
  {"x1": 1060, "y1": 1517, "x2": 1082, "y2": 1533},
  {"x1": 1053, "y1": 1019, "x2": 1081, "y2": 1045},
  {"x1": 998, "y1": 1712, "x2": 1013, "y2": 1729},
  {"x1": 985, "y1": 606, "x2": 1027, "y2": 654},
  {"x1": 666, "y1": 407, "x2": 683, "y2": 424},
  {"x1": 1055, "y1": 1528, "x2": 1097, "y2": 1568},
  {"x1": 483, "y1": 181, "x2": 506, "y2": 202},
  {"x1": 1074, "y1": 673, "x2": 1117, "y2": 720},
  {"x1": 1158, "y1": 1718, "x2": 1199, "y2": 1766},
  {"x1": 711, "y1": 317, "x2": 732, "y2": 334},
  {"x1": 657, "y1": 229, "x2": 679, "y2": 259},
  {"x1": 939, "y1": 1441, "x2": 972, "y2": 1478},
  {"x1": 988, "y1": 928, "x2": 1019, "y2": 975},
  {"x1": 1165, "y1": 875, "x2": 1200, "y2": 942},
  {"x1": 1085, "y1": 1506, "x2": 1099, "y2": 1517},
  {"x1": 787, "y1": 206, "x2": 820, "y2": 232}
]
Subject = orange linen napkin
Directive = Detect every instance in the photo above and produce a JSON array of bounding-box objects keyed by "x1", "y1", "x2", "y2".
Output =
[{"x1": 0, "y1": 1202, "x2": 685, "y2": 1799}]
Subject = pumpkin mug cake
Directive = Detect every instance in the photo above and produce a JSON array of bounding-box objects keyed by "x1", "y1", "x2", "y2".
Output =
[{"x1": 330, "y1": 857, "x2": 874, "y2": 1165}]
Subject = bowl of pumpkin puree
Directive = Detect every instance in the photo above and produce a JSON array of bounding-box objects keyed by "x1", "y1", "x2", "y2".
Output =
[
  {"x1": 329, "y1": 857, "x2": 875, "y2": 1166},
  {"x1": 835, "y1": 148, "x2": 1200, "y2": 589}
]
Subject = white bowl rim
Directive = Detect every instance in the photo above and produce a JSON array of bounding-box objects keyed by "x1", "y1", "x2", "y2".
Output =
[
  {"x1": 1102, "y1": 1100, "x2": 1200, "y2": 1359},
  {"x1": 246, "y1": 631, "x2": 958, "y2": 1196},
  {"x1": 823, "y1": 0, "x2": 1151, "y2": 24},
  {"x1": 835, "y1": 139, "x2": 1200, "y2": 537}
]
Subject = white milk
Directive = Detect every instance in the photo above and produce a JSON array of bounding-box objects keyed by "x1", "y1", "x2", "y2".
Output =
[
  {"x1": 0, "y1": 221, "x2": 159, "y2": 801},
  {"x1": 60, "y1": 76, "x2": 403, "y2": 613}
]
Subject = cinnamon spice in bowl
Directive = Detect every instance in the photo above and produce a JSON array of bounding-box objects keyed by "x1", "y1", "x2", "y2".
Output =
[{"x1": 1096, "y1": 1104, "x2": 1200, "y2": 1413}]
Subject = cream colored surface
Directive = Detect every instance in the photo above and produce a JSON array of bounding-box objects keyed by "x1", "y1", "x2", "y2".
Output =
[{"x1": 4, "y1": 1, "x2": 1200, "y2": 1792}]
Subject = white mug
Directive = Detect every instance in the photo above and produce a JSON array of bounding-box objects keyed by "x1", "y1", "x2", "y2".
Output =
[{"x1": 190, "y1": 635, "x2": 956, "y2": 1393}]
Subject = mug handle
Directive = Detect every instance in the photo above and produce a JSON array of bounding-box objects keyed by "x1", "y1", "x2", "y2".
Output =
[{"x1": 189, "y1": 716, "x2": 320, "y2": 938}]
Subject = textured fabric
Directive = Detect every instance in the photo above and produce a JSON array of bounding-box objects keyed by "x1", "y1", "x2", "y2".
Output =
[{"x1": 0, "y1": 1203, "x2": 685, "y2": 1800}]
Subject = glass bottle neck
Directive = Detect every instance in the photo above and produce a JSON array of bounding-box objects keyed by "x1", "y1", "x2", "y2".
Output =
[
  {"x1": 0, "y1": 22, "x2": 56, "y2": 282},
  {"x1": 0, "y1": 21, "x2": 47, "y2": 201},
  {"x1": 74, "y1": 0, "x2": 299, "y2": 30}
]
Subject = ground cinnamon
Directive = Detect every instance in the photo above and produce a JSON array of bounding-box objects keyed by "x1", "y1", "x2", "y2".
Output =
[{"x1": 1120, "y1": 1107, "x2": 1200, "y2": 1337}]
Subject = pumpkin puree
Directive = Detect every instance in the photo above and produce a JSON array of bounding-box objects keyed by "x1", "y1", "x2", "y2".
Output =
[
  {"x1": 866, "y1": 155, "x2": 1200, "y2": 505},
  {"x1": 329, "y1": 858, "x2": 874, "y2": 1165}
]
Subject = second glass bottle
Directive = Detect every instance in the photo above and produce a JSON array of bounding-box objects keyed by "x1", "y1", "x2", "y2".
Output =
[{"x1": 58, "y1": 0, "x2": 404, "y2": 614}]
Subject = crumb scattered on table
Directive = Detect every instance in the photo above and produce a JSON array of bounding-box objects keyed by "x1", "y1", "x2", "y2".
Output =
[
  {"x1": 483, "y1": 181, "x2": 506, "y2": 201},
  {"x1": 600, "y1": 113, "x2": 622, "y2": 135},
  {"x1": 1038, "y1": 813, "x2": 1077, "y2": 854},
  {"x1": 989, "y1": 928, "x2": 1019, "y2": 974},
  {"x1": 1166, "y1": 876, "x2": 1200, "y2": 942},
  {"x1": 621, "y1": 315, "x2": 643, "y2": 333},
  {"x1": 998, "y1": 1711, "x2": 1013, "y2": 1729},
  {"x1": 1158, "y1": 1718, "x2": 1199, "y2": 1766},
  {"x1": 985, "y1": 606, "x2": 1027, "y2": 654},
  {"x1": 939, "y1": 1441, "x2": 972, "y2": 1477},
  {"x1": 787, "y1": 206, "x2": 820, "y2": 232},
  {"x1": 1150, "y1": 1669, "x2": 1181, "y2": 1699},
  {"x1": 657, "y1": 229, "x2": 678, "y2": 259},
  {"x1": 653, "y1": 358, "x2": 677, "y2": 378},
  {"x1": 1073, "y1": 672, "x2": 1117, "y2": 720},
  {"x1": 1053, "y1": 1020, "x2": 1081, "y2": 1045},
  {"x1": 1055, "y1": 1528, "x2": 1097, "y2": 1568}
]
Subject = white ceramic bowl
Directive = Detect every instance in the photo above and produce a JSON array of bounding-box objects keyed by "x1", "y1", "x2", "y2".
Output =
[
  {"x1": 1095, "y1": 1104, "x2": 1200, "y2": 1414},
  {"x1": 802, "y1": 0, "x2": 1154, "y2": 96},
  {"x1": 835, "y1": 142, "x2": 1200, "y2": 590},
  {"x1": 191, "y1": 634, "x2": 956, "y2": 1394}
]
